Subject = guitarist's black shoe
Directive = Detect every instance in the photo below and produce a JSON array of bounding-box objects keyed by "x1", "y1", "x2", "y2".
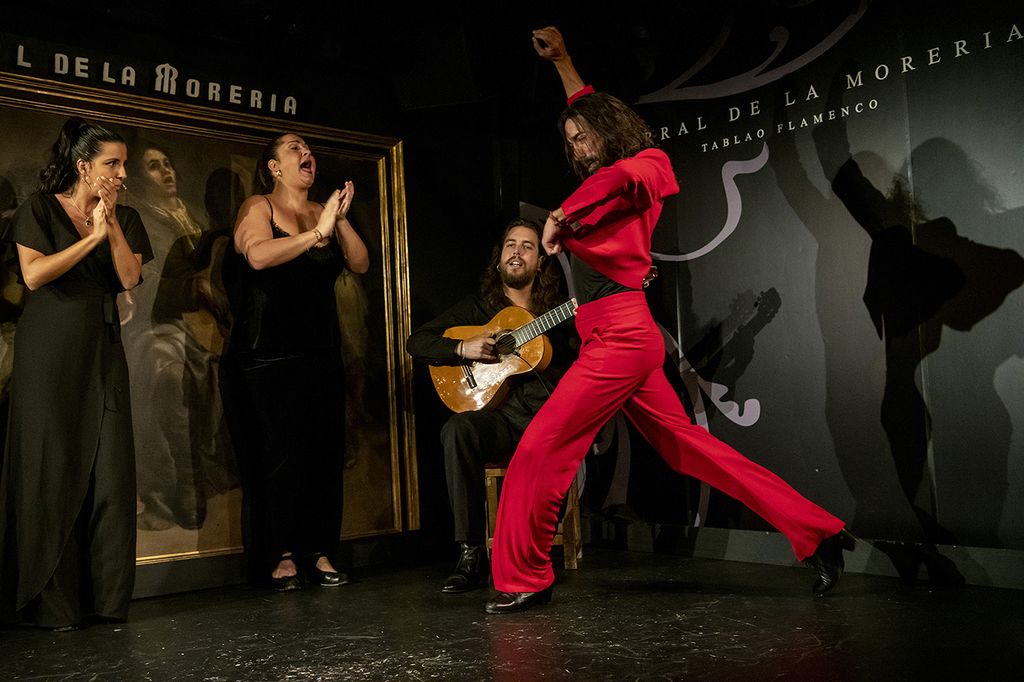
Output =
[{"x1": 442, "y1": 543, "x2": 489, "y2": 594}]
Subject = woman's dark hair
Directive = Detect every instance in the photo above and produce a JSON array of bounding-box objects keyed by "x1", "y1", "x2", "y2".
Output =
[
  {"x1": 253, "y1": 132, "x2": 291, "y2": 194},
  {"x1": 40, "y1": 117, "x2": 125, "y2": 194},
  {"x1": 557, "y1": 92, "x2": 654, "y2": 179},
  {"x1": 480, "y1": 218, "x2": 562, "y2": 315}
]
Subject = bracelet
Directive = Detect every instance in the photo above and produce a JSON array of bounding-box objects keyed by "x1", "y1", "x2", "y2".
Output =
[
  {"x1": 549, "y1": 210, "x2": 579, "y2": 232},
  {"x1": 456, "y1": 341, "x2": 464, "y2": 358},
  {"x1": 312, "y1": 227, "x2": 324, "y2": 242}
]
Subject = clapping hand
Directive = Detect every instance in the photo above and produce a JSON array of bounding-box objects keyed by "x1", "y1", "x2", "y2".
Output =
[
  {"x1": 335, "y1": 181, "x2": 355, "y2": 221},
  {"x1": 90, "y1": 177, "x2": 120, "y2": 240},
  {"x1": 317, "y1": 181, "x2": 356, "y2": 239}
]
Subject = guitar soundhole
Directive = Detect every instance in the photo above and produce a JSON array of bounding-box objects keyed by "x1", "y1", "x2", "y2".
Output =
[{"x1": 494, "y1": 333, "x2": 516, "y2": 355}]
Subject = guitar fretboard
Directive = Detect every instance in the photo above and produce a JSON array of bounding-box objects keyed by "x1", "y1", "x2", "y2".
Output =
[{"x1": 511, "y1": 298, "x2": 578, "y2": 348}]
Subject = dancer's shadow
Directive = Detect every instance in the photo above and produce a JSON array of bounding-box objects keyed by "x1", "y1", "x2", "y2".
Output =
[
  {"x1": 774, "y1": 70, "x2": 1024, "y2": 584},
  {"x1": 770, "y1": 92, "x2": 899, "y2": 539},
  {"x1": 884, "y1": 138, "x2": 1024, "y2": 552}
]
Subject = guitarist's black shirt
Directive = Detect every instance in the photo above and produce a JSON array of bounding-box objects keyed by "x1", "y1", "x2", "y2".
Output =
[{"x1": 406, "y1": 294, "x2": 578, "y2": 431}]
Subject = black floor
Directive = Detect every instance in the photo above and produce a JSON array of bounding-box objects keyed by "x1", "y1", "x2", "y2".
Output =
[{"x1": 2, "y1": 548, "x2": 1022, "y2": 681}]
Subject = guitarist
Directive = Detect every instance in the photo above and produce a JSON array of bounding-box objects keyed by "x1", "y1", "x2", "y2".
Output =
[{"x1": 406, "y1": 219, "x2": 576, "y2": 594}]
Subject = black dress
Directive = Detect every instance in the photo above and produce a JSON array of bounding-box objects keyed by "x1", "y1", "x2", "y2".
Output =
[
  {"x1": 221, "y1": 203, "x2": 347, "y2": 573},
  {"x1": 0, "y1": 192, "x2": 152, "y2": 627}
]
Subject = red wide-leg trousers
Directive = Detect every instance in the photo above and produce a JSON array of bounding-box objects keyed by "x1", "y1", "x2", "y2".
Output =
[{"x1": 491, "y1": 291, "x2": 845, "y2": 593}]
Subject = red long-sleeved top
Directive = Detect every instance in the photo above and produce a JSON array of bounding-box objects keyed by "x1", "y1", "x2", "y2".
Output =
[
  {"x1": 567, "y1": 84, "x2": 595, "y2": 105},
  {"x1": 559, "y1": 147, "x2": 679, "y2": 290}
]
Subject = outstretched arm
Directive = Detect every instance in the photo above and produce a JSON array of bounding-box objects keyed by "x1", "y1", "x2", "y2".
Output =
[{"x1": 532, "y1": 26, "x2": 591, "y2": 102}]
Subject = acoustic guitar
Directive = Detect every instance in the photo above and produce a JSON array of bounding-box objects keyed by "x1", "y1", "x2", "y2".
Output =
[{"x1": 430, "y1": 299, "x2": 578, "y2": 413}]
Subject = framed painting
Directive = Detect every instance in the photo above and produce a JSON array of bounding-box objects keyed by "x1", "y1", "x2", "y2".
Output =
[{"x1": 0, "y1": 71, "x2": 417, "y2": 565}]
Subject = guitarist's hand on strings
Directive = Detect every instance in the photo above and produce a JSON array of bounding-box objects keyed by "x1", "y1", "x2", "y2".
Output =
[{"x1": 459, "y1": 332, "x2": 500, "y2": 363}]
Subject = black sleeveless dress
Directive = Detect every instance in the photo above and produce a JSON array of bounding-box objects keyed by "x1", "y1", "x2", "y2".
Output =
[
  {"x1": 0, "y1": 192, "x2": 152, "y2": 627},
  {"x1": 221, "y1": 200, "x2": 347, "y2": 570}
]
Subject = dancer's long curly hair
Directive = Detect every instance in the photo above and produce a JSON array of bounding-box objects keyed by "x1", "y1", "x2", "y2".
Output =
[{"x1": 558, "y1": 92, "x2": 654, "y2": 179}]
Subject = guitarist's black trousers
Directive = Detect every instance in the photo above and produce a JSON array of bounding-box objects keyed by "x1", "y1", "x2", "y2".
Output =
[{"x1": 440, "y1": 410, "x2": 523, "y2": 543}]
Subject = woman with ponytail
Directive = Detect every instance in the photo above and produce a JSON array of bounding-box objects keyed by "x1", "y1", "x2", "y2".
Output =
[{"x1": 0, "y1": 117, "x2": 152, "y2": 630}]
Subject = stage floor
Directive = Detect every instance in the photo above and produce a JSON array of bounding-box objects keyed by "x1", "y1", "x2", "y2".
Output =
[{"x1": 3, "y1": 548, "x2": 1021, "y2": 680}]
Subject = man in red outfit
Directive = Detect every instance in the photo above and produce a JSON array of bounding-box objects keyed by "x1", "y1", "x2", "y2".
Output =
[{"x1": 485, "y1": 27, "x2": 855, "y2": 614}]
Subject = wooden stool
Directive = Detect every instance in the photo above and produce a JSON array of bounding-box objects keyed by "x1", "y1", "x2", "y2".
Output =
[{"x1": 484, "y1": 464, "x2": 582, "y2": 570}]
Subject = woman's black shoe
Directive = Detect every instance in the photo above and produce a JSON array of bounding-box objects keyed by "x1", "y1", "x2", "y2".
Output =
[
  {"x1": 306, "y1": 554, "x2": 350, "y2": 587},
  {"x1": 806, "y1": 528, "x2": 856, "y2": 597},
  {"x1": 271, "y1": 574, "x2": 303, "y2": 592},
  {"x1": 271, "y1": 555, "x2": 303, "y2": 592},
  {"x1": 442, "y1": 543, "x2": 488, "y2": 594},
  {"x1": 484, "y1": 586, "x2": 553, "y2": 614},
  {"x1": 312, "y1": 567, "x2": 350, "y2": 587}
]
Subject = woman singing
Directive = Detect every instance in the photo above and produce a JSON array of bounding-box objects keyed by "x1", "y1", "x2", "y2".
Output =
[
  {"x1": 0, "y1": 118, "x2": 152, "y2": 630},
  {"x1": 222, "y1": 133, "x2": 368, "y2": 591}
]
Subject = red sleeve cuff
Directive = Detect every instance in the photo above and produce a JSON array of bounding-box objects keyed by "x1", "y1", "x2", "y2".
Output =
[{"x1": 567, "y1": 84, "x2": 595, "y2": 105}]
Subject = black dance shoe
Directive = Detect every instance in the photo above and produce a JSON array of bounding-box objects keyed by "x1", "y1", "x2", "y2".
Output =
[
  {"x1": 484, "y1": 586, "x2": 553, "y2": 614},
  {"x1": 441, "y1": 543, "x2": 489, "y2": 594},
  {"x1": 312, "y1": 567, "x2": 350, "y2": 587},
  {"x1": 306, "y1": 554, "x2": 350, "y2": 587},
  {"x1": 271, "y1": 555, "x2": 303, "y2": 592},
  {"x1": 806, "y1": 528, "x2": 856, "y2": 597},
  {"x1": 271, "y1": 574, "x2": 303, "y2": 592}
]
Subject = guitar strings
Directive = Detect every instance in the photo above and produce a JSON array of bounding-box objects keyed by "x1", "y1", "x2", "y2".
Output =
[{"x1": 513, "y1": 349, "x2": 556, "y2": 400}]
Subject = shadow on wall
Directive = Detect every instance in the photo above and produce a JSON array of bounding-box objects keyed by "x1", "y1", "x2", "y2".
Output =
[{"x1": 773, "y1": 69, "x2": 1024, "y2": 584}]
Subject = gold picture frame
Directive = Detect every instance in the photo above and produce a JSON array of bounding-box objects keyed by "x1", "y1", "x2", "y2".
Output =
[{"x1": 0, "y1": 72, "x2": 418, "y2": 566}]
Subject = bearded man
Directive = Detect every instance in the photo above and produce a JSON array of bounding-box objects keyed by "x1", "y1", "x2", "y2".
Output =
[{"x1": 407, "y1": 218, "x2": 575, "y2": 593}]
